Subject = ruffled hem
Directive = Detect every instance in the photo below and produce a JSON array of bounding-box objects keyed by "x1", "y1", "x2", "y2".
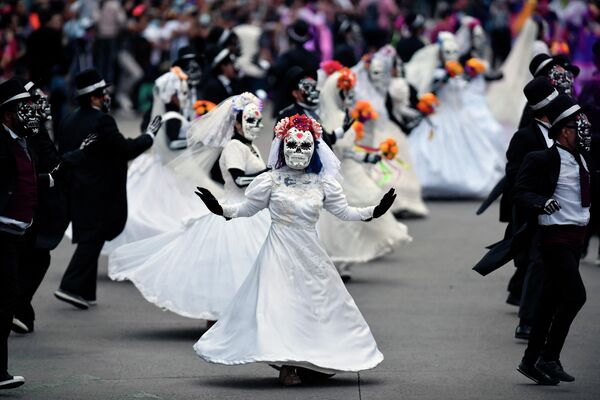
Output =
[{"x1": 193, "y1": 346, "x2": 384, "y2": 374}]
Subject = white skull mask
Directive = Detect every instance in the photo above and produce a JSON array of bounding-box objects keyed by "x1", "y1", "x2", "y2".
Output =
[
  {"x1": 241, "y1": 103, "x2": 263, "y2": 141},
  {"x1": 368, "y1": 58, "x2": 388, "y2": 92},
  {"x1": 440, "y1": 39, "x2": 459, "y2": 63},
  {"x1": 340, "y1": 88, "x2": 356, "y2": 111},
  {"x1": 284, "y1": 128, "x2": 314, "y2": 170},
  {"x1": 472, "y1": 25, "x2": 485, "y2": 51}
]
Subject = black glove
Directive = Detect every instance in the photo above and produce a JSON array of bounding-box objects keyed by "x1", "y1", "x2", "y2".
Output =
[
  {"x1": 543, "y1": 199, "x2": 561, "y2": 215},
  {"x1": 145, "y1": 115, "x2": 162, "y2": 138},
  {"x1": 342, "y1": 111, "x2": 355, "y2": 133},
  {"x1": 195, "y1": 187, "x2": 224, "y2": 216},
  {"x1": 373, "y1": 189, "x2": 397, "y2": 218},
  {"x1": 363, "y1": 153, "x2": 382, "y2": 164}
]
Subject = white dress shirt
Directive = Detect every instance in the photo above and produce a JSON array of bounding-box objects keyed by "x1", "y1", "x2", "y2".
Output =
[
  {"x1": 539, "y1": 146, "x2": 590, "y2": 227},
  {"x1": 535, "y1": 119, "x2": 553, "y2": 148}
]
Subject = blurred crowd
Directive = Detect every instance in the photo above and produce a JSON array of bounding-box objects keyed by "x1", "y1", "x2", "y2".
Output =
[{"x1": 1, "y1": 0, "x2": 600, "y2": 130}]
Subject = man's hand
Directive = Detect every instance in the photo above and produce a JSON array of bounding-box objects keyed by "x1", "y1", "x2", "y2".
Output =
[
  {"x1": 373, "y1": 188, "x2": 397, "y2": 218},
  {"x1": 195, "y1": 187, "x2": 224, "y2": 216},
  {"x1": 363, "y1": 153, "x2": 382, "y2": 164},
  {"x1": 543, "y1": 199, "x2": 561, "y2": 215},
  {"x1": 145, "y1": 115, "x2": 162, "y2": 138},
  {"x1": 49, "y1": 162, "x2": 68, "y2": 184},
  {"x1": 80, "y1": 133, "x2": 98, "y2": 151}
]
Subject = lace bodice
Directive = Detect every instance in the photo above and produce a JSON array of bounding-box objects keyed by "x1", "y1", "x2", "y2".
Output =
[{"x1": 223, "y1": 169, "x2": 374, "y2": 229}]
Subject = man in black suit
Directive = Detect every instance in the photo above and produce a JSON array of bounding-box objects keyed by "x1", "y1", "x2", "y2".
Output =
[
  {"x1": 514, "y1": 95, "x2": 591, "y2": 385},
  {"x1": 270, "y1": 20, "x2": 320, "y2": 117},
  {"x1": 54, "y1": 69, "x2": 161, "y2": 310},
  {"x1": 203, "y1": 48, "x2": 242, "y2": 105}
]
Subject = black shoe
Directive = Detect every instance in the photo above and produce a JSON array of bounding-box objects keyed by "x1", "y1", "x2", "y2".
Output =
[
  {"x1": 515, "y1": 324, "x2": 531, "y2": 340},
  {"x1": 54, "y1": 289, "x2": 89, "y2": 310},
  {"x1": 536, "y1": 359, "x2": 575, "y2": 382},
  {"x1": 517, "y1": 361, "x2": 560, "y2": 385},
  {"x1": 0, "y1": 374, "x2": 25, "y2": 390},
  {"x1": 506, "y1": 292, "x2": 520, "y2": 307},
  {"x1": 11, "y1": 318, "x2": 33, "y2": 334},
  {"x1": 341, "y1": 274, "x2": 352, "y2": 283}
]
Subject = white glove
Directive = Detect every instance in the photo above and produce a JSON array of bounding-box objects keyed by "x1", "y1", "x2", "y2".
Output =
[
  {"x1": 543, "y1": 199, "x2": 561, "y2": 215},
  {"x1": 145, "y1": 115, "x2": 162, "y2": 139}
]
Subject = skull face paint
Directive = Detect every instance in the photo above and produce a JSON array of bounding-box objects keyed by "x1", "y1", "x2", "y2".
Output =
[
  {"x1": 101, "y1": 88, "x2": 112, "y2": 113},
  {"x1": 298, "y1": 78, "x2": 319, "y2": 107},
  {"x1": 575, "y1": 113, "x2": 591, "y2": 153},
  {"x1": 340, "y1": 88, "x2": 356, "y2": 112},
  {"x1": 241, "y1": 103, "x2": 263, "y2": 141},
  {"x1": 368, "y1": 58, "x2": 388, "y2": 92},
  {"x1": 33, "y1": 88, "x2": 52, "y2": 121},
  {"x1": 16, "y1": 101, "x2": 40, "y2": 136},
  {"x1": 548, "y1": 65, "x2": 574, "y2": 96},
  {"x1": 184, "y1": 59, "x2": 202, "y2": 85},
  {"x1": 440, "y1": 39, "x2": 459, "y2": 63},
  {"x1": 284, "y1": 128, "x2": 314, "y2": 170}
]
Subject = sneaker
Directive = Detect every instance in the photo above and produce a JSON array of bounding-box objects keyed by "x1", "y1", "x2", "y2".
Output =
[
  {"x1": 54, "y1": 289, "x2": 89, "y2": 310},
  {"x1": 515, "y1": 324, "x2": 531, "y2": 340},
  {"x1": 517, "y1": 361, "x2": 560, "y2": 385},
  {"x1": 536, "y1": 359, "x2": 575, "y2": 382},
  {"x1": 11, "y1": 318, "x2": 32, "y2": 334},
  {"x1": 0, "y1": 374, "x2": 25, "y2": 390}
]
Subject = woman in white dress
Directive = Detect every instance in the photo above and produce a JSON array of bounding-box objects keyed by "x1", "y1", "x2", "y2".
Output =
[
  {"x1": 316, "y1": 67, "x2": 411, "y2": 274},
  {"x1": 406, "y1": 32, "x2": 504, "y2": 198},
  {"x1": 353, "y1": 45, "x2": 428, "y2": 217},
  {"x1": 108, "y1": 93, "x2": 270, "y2": 323},
  {"x1": 193, "y1": 114, "x2": 393, "y2": 385}
]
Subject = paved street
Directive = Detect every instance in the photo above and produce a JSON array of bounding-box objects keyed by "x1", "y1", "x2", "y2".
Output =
[{"x1": 4, "y1": 113, "x2": 600, "y2": 399}]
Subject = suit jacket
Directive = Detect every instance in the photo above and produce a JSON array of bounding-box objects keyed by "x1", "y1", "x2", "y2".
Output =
[
  {"x1": 56, "y1": 106, "x2": 153, "y2": 243},
  {"x1": 518, "y1": 103, "x2": 534, "y2": 130},
  {"x1": 474, "y1": 145, "x2": 596, "y2": 275},
  {"x1": 202, "y1": 75, "x2": 242, "y2": 105},
  {"x1": 277, "y1": 103, "x2": 337, "y2": 147}
]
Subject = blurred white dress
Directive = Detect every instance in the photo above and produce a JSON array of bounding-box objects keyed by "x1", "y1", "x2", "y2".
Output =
[
  {"x1": 194, "y1": 169, "x2": 384, "y2": 373},
  {"x1": 108, "y1": 139, "x2": 270, "y2": 320},
  {"x1": 408, "y1": 74, "x2": 504, "y2": 198}
]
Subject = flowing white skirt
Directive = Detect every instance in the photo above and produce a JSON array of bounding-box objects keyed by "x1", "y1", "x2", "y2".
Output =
[
  {"x1": 101, "y1": 153, "x2": 207, "y2": 255},
  {"x1": 194, "y1": 223, "x2": 384, "y2": 373},
  {"x1": 408, "y1": 82, "x2": 504, "y2": 198},
  {"x1": 108, "y1": 210, "x2": 271, "y2": 320},
  {"x1": 318, "y1": 158, "x2": 412, "y2": 263}
]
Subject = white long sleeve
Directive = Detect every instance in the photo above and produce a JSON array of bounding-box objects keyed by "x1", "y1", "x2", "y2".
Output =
[
  {"x1": 222, "y1": 172, "x2": 272, "y2": 218},
  {"x1": 322, "y1": 176, "x2": 374, "y2": 221}
]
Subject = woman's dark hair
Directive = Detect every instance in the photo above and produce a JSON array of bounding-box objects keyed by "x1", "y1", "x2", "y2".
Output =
[{"x1": 275, "y1": 138, "x2": 323, "y2": 174}]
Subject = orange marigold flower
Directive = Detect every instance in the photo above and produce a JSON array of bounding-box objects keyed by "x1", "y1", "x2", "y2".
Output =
[
  {"x1": 194, "y1": 100, "x2": 217, "y2": 117},
  {"x1": 416, "y1": 92, "x2": 439, "y2": 115},
  {"x1": 380, "y1": 137, "x2": 398, "y2": 160},
  {"x1": 445, "y1": 60, "x2": 464, "y2": 77},
  {"x1": 337, "y1": 68, "x2": 357, "y2": 91},
  {"x1": 465, "y1": 58, "x2": 486, "y2": 77},
  {"x1": 351, "y1": 100, "x2": 378, "y2": 123},
  {"x1": 320, "y1": 60, "x2": 344, "y2": 75}
]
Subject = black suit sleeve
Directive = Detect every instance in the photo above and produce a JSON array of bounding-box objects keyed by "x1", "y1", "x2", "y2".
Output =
[
  {"x1": 513, "y1": 152, "x2": 550, "y2": 214},
  {"x1": 98, "y1": 114, "x2": 153, "y2": 161},
  {"x1": 504, "y1": 132, "x2": 530, "y2": 196}
]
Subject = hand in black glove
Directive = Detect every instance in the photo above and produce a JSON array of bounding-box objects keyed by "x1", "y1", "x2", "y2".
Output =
[
  {"x1": 363, "y1": 153, "x2": 382, "y2": 164},
  {"x1": 49, "y1": 161, "x2": 69, "y2": 184},
  {"x1": 195, "y1": 187, "x2": 224, "y2": 216},
  {"x1": 373, "y1": 189, "x2": 397, "y2": 218},
  {"x1": 146, "y1": 115, "x2": 163, "y2": 138},
  {"x1": 80, "y1": 133, "x2": 98, "y2": 151},
  {"x1": 342, "y1": 111, "x2": 355, "y2": 133},
  {"x1": 543, "y1": 199, "x2": 561, "y2": 215}
]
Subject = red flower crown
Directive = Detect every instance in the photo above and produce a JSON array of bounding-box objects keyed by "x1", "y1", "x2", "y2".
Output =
[
  {"x1": 337, "y1": 68, "x2": 357, "y2": 91},
  {"x1": 274, "y1": 114, "x2": 322, "y2": 140}
]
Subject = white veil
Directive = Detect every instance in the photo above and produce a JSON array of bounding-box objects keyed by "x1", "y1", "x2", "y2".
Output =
[
  {"x1": 167, "y1": 92, "x2": 262, "y2": 195},
  {"x1": 486, "y1": 18, "x2": 537, "y2": 130}
]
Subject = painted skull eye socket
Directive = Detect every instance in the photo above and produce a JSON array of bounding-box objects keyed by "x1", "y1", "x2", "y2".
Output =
[
  {"x1": 246, "y1": 117, "x2": 255, "y2": 123},
  {"x1": 286, "y1": 141, "x2": 298, "y2": 149},
  {"x1": 300, "y1": 142, "x2": 312, "y2": 150}
]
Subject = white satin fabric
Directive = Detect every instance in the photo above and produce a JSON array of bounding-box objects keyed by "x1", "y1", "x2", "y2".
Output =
[
  {"x1": 108, "y1": 140, "x2": 269, "y2": 320},
  {"x1": 408, "y1": 75, "x2": 505, "y2": 198},
  {"x1": 194, "y1": 169, "x2": 384, "y2": 373}
]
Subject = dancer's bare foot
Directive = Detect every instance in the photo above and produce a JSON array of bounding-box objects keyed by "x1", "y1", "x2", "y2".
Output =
[
  {"x1": 278, "y1": 366, "x2": 301, "y2": 386},
  {"x1": 206, "y1": 320, "x2": 217, "y2": 329}
]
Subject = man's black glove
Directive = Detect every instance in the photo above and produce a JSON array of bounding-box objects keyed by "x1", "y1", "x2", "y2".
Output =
[
  {"x1": 543, "y1": 199, "x2": 561, "y2": 215},
  {"x1": 195, "y1": 187, "x2": 224, "y2": 216},
  {"x1": 342, "y1": 111, "x2": 355, "y2": 133},
  {"x1": 363, "y1": 153, "x2": 382, "y2": 164},
  {"x1": 373, "y1": 188, "x2": 397, "y2": 218}
]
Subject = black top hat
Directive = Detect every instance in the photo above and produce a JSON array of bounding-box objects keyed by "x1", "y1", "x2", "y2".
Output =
[
  {"x1": 529, "y1": 54, "x2": 557, "y2": 77},
  {"x1": 209, "y1": 47, "x2": 234, "y2": 70},
  {"x1": 546, "y1": 94, "x2": 581, "y2": 138},
  {"x1": 553, "y1": 54, "x2": 580, "y2": 77},
  {"x1": 173, "y1": 46, "x2": 197, "y2": 67},
  {"x1": 207, "y1": 26, "x2": 234, "y2": 47},
  {"x1": 287, "y1": 20, "x2": 311, "y2": 44},
  {"x1": 284, "y1": 66, "x2": 317, "y2": 93},
  {"x1": 0, "y1": 78, "x2": 31, "y2": 109},
  {"x1": 74, "y1": 69, "x2": 108, "y2": 97},
  {"x1": 523, "y1": 77, "x2": 558, "y2": 112},
  {"x1": 406, "y1": 13, "x2": 425, "y2": 30}
]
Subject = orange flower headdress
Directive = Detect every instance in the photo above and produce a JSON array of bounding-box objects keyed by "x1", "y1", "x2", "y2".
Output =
[
  {"x1": 274, "y1": 114, "x2": 322, "y2": 141},
  {"x1": 320, "y1": 60, "x2": 344, "y2": 76},
  {"x1": 337, "y1": 67, "x2": 357, "y2": 91},
  {"x1": 193, "y1": 100, "x2": 217, "y2": 117},
  {"x1": 551, "y1": 41, "x2": 570, "y2": 56}
]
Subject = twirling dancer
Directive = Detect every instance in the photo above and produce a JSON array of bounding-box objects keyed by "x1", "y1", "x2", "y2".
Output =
[
  {"x1": 109, "y1": 93, "x2": 269, "y2": 325},
  {"x1": 193, "y1": 114, "x2": 394, "y2": 386},
  {"x1": 316, "y1": 66, "x2": 411, "y2": 279}
]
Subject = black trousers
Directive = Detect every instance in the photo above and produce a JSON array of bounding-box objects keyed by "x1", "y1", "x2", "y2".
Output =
[
  {"x1": 523, "y1": 244, "x2": 587, "y2": 364},
  {"x1": 0, "y1": 232, "x2": 21, "y2": 375},
  {"x1": 16, "y1": 246, "x2": 51, "y2": 324},
  {"x1": 518, "y1": 232, "x2": 544, "y2": 326},
  {"x1": 59, "y1": 240, "x2": 104, "y2": 301}
]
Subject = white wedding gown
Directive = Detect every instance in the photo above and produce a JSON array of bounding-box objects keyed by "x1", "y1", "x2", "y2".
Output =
[
  {"x1": 194, "y1": 169, "x2": 384, "y2": 373},
  {"x1": 108, "y1": 139, "x2": 270, "y2": 320},
  {"x1": 408, "y1": 74, "x2": 505, "y2": 198}
]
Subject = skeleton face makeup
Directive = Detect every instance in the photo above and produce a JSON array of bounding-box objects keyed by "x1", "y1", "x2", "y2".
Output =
[
  {"x1": 340, "y1": 88, "x2": 356, "y2": 112},
  {"x1": 548, "y1": 65, "x2": 574, "y2": 96},
  {"x1": 184, "y1": 59, "x2": 202, "y2": 85},
  {"x1": 284, "y1": 128, "x2": 314, "y2": 170},
  {"x1": 101, "y1": 88, "x2": 112, "y2": 113},
  {"x1": 368, "y1": 58, "x2": 388, "y2": 92},
  {"x1": 298, "y1": 78, "x2": 319, "y2": 107},
  {"x1": 575, "y1": 113, "x2": 591, "y2": 153},
  {"x1": 241, "y1": 103, "x2": 263, "y2": 141},
  {"x1": 440, "y1": 40, "x2": 459, "y2": 63},
  {"x1": 33, "y1": 88, "x2": 51, "y2": 121},
  {"x1": 16, "y1": 101, "x2": 40, "y2": 136}
]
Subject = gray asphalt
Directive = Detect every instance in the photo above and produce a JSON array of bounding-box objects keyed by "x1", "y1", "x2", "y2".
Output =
[{"x1": 3, "y1": 113, "x2": 600, "y2": 400}]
